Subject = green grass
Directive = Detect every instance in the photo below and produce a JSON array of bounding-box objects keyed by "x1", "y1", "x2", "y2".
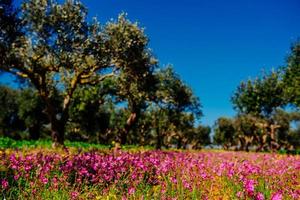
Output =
[
  {"x1": 0, "y1": 137, "x2": 298, "y2": 154},
  {"x1": 0, "y1": 137, "x2": 108, "y2": 149},
  {"x1": 0, "y1": 137, "x2": 154, "y2": 150},
  {"x1": 278, "y1": 149, "x2": 300, "y2": 155}
]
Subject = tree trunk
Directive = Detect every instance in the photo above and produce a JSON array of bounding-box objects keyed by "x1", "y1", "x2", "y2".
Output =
[
  {"x1": 239, "y1": 137, "x2": 245, "y2": 151},
  {"x1": 29, "y1": 124, "x2": 40, "y2": 140},
  {"x1": 120, "y1": 112, "x2": 139, "y2": 145},
  {"x1": 43, "y1": 97, "x2": 66, "y2": 147},
  {"x1": 182, "y1": 139, "x2": 188, "y2": 149},
  {"x1": 156, "y1": 126, "x2": 163, "y2": 150},
  {"x1": 245, "y1": 141, "x2": 249, "y2": 152},
  {"x1": 177, "y1": 136, "x2": 183, "y2": 149},
  {"x1": 50, "y1": 118, "x2": 65, "y2": 147},
  {"x1": 256, "y1": 134, "x2": 267, "y2": 152},
  {"x1": 224, "y1": 144, "x2": 229, "y2": 150},
  {"x1": 269, "y1": 124, "x2": 280, "y2": 151}
]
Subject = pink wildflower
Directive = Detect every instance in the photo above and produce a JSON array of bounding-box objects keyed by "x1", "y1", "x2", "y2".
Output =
[
  {"x1": 244, "y1": 179, "x2": 255, "y2": 196},
  {"x1": 40, "y1": 176, "x2": 48, "y2": 184},
  {"x1": 182, "y1": 179, "x2": 192, "y2": 190},
  {"x1": 11, "y1": 164, "x2": 17, "y2": 170},
  {"x1": 256, "y1": 192, "x2": 264, "y2": 200},
  {"x1": 271, "y1": 192, "x2": 283, "y2": 200},
  {"x1": 32, "y1": 189, "x2": 37, "y2": 194},
  {"x1": 14, "y1": 174, "x2": 20, "y2": 181},
  {"x1": 236, "y1": 191, "x2": 243, "y2": 198},
  {"x1": 25, "y1": 165, "x2": 32, "y2": 171},
  {"x1": 128, "y1": 187, "x2": 135, "y2": 195},
  {"x1": 170, "y1": 176, "x2": 177, "y2": 184},
  {"x1": 1, "y1": 179, "x2": 8, "y2": 189},
  {"x1": 70, "y1": 191, "x2": 79, "y2": 200}
]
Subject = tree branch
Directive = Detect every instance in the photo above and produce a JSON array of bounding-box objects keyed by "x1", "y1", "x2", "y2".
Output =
[{"x1": 80, "y1": 69, "x2": 118, "y2": 85}]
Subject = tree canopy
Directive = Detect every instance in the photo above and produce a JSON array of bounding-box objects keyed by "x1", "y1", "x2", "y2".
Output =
[
  {"x1": 231, "y1": 70, "x2": 285, "y2": 118},
  {"x1": 283, "y1": 42, "x2": 300, "y2": 108},
  {"x1": 0, "y1": 0, "x2": 204, "y2": 148},
  {"x1": 225, "y1": 42, "x2": 300, "y2": 151}
]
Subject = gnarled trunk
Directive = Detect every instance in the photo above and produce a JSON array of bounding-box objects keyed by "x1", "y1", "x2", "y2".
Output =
[
  {"x1": 50, "y1": 119, "x2": 65, "y2": 147},
  {"x1": 155, "y1": 126, "x2": 162, "y2": 150},
  {"x1": 238, "y1": 137, "x2": 246, "y2": 151},
  {"x1": 43, "y1": 97, "x2": 67, "y2": 147},
  {"x1": 256, "y1": 134, "x2": 268, "y2": 152},
  {"x1": 120, "y1": 112, "x2": 139, "y2": 145}
]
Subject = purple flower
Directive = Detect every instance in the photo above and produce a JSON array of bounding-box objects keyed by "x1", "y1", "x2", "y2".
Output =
[
  {"x1": 14, "y1": 174, "x2": 20, "y2": 181},
  {"x1": 244, "y1": 179, "x2": 255, "y2": 196},
  {"x1": 25, "y1": 165, "x2": 32, "y2": 171},
  {"x1": 40, "y1": 176, "x2": 48, "y2": 184},
  {"x1": 170, "y1": 176, "x2": 177, "y2": 184},
  {"x1": 1, "y1": 179, "x2": 9, "y2": 189},
  {"x1": 128, "y1": 187, "x2": 135, "y2": 195},
  {"x1": 256, "y1": 192, "x2": 264, "y2": 200},
  {"x1": 271, "y1": 192, "x2": 283, "y2": 200},
  {"x1": 70, "y1": 191, "x2": 79, "y2": 200}
]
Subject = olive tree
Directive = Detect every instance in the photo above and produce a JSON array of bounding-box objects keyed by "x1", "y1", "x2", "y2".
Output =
[
  {"x1": 105, "y1": 15, "x2": 158, "y2": 144},
  {"x1": 153, "y1": 66, "x2": 202, "y2": 149},
  {"x1": 283, "y1": 42, "x2": 300, "y2": 108},
  {"x1": 213, "y1": 117, "x2": 235, "y2": 150},
  {"x1": 17, "y1": 88, "x2": 48, "y2": 140},
  {"x1": 0, "y1": 0, "x2": 152, "y2": 146},
  {"x1": 0, "y1": 85, "x2": 25, "y2": 138}
]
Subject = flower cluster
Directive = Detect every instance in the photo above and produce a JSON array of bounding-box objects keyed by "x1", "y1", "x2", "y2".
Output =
[{"x1": 0, "y1": 149, "x2": 299, "y2": 199}]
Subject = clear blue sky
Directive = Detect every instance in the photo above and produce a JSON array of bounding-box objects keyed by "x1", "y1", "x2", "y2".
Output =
[
  {"x1": 3, "y1": 0, "x2": 300, "y2": 126},
  {"x1": 85, "y1": 0, "x2": 300, "y2": 126}
]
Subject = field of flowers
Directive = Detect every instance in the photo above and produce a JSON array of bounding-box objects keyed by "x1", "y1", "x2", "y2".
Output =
[{"x1": 0, "y1": 147, "x2": 299, "y2": 200}]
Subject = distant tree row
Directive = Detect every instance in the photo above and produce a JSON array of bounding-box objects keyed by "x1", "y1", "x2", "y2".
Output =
[
  {"x1": 0, "y1": 69, "x2": 211, "y2": 149},
  {"x1": 214, "y1": 42, "x2": 300, "y2": 151},
  {"x1": 0, "y1": 0, "x2": 210, "y2": 148}
]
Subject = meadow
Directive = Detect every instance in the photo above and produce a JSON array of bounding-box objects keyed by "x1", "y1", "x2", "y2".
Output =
[
  {"x1": 0, "y1": 139, "x2": 299, "y2": 200},
  {"x1": 1, "y1": 1, "x2": 300, "y2": 199}
]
